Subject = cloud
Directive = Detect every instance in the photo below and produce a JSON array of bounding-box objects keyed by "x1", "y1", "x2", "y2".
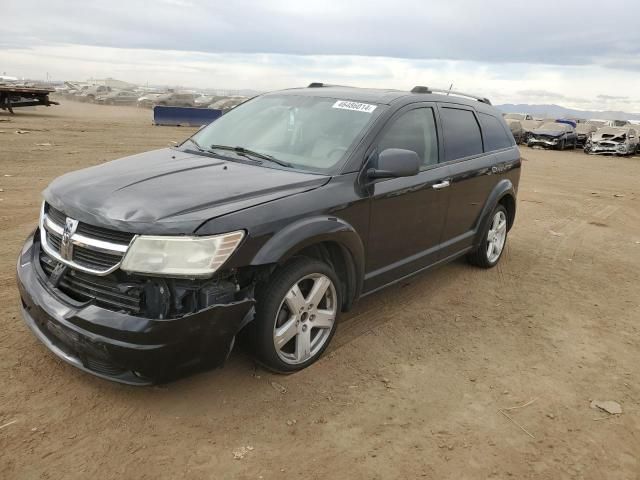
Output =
[
  {"x1": 3, "y1": 1, "x2": 640, "y2": 113},
  {"x1": 516, "y1": 89, "x2": 591, "y2": 105},
  {"x1": 4, "y1": 44, "x2": 640, "y2": 112},
  {"x1": 2, "y1": 0, "x2": 640, "y2": 70},
  {"x1": 597, "y1": 94, "x2": 629, "y2": 101}
]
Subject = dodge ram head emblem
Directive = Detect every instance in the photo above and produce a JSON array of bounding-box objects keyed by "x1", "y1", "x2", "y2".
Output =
[{"x1": 60, "y1": 217, "x2": 79, "y2": 260}]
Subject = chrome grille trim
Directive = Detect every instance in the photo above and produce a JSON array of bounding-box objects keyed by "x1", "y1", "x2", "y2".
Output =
[
  {"x1": 39, "y1": 203, "x2": 137, "y2": 276},
  {"x1": 43, "y1": 215, "x2": 129, "y2": 254}
]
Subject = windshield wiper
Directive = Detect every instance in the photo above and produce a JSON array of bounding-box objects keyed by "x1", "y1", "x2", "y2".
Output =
[
  {"x1": 182, "y1": 137, "x2": 207, "y2": 152},
  {"x1": 209, "y1": 144, "x2": 293, "y2": 168}
]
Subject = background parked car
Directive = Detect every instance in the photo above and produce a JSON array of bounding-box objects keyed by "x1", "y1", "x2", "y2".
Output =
[
  {"x1": 527, "y1": 121, "x2": 577, "y2": 150},
  {"x1": 520, "y1": 119, "x2": 544, "y2": 143},
  {"x1": 504, "y1": 112, "x2": 534, "y2": 122},
  {"x1": 584, "y1": 126, "x2": 639, "y2": 155},
  {"x1": 207, "y1": 96, "x2": 247, "y2": 112},
  {"x1": 575, "y1": 120, "x2": 605, "y2": 147},
  {"x1": 505, "y1": 119, "x2": 524, "y2": 143},
  {"x1": 154, "y1": 92, "x2": 197, "y2": 107},
  {"x1": 194, "y1": 95, "x2": 227, "y2": 108},
  {"x1": 137, "y1": 93, "x2": 163, "y2": 108},
  {"x1": 95, "y1": 90, "x2": 139, "y2": 105},
  {"x1": 76, "y1": 85, "x2": 112, "y2": 102}
]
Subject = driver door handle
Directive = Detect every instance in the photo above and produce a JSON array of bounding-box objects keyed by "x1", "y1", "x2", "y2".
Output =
[{"x1": 432, "y1": 180, "x2": 450, "y2": 190}]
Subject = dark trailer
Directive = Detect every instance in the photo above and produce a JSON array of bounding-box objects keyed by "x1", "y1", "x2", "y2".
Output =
[{"x1": 0, "y1": 85, "x2": 59, "y2": 114}]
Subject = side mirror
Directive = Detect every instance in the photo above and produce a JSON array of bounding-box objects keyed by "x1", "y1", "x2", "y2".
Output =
[{"x1": 367, "y1": 148, "x2": 421, "y2": 179}]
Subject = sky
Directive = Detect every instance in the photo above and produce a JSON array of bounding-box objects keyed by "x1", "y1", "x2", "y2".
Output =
[{"x1": 2, "y1": 0, "x2": 640, "y2": 111}]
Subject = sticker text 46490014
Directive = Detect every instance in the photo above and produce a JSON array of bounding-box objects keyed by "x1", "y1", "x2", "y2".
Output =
[{"x1": 332, "y1": 100, "x2": 377, "y2": 113}]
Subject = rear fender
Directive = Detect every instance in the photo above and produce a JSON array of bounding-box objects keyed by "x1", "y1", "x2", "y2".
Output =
[{"x1": 473, "y1": 179, "x2": 516, "y2": 247}]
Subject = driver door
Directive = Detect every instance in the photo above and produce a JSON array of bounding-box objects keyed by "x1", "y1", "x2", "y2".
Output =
[{"x1": 364, "y1": 105, "x2": 451, "y2": 292}]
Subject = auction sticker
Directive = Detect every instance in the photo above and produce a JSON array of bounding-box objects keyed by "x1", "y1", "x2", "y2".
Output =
[{"x1": 332, "y1": 100, "x2": 377, "y2": 113}]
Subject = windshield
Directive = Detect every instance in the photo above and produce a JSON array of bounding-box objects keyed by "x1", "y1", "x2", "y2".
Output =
[{"x1": 190, "y1": 94, "x2": 383, "y2": 173}]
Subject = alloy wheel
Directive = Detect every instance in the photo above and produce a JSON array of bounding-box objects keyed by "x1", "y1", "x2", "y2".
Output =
[
  {"x1": 272, "y1": 273, "x2": 337, "y2": 365},
  {"x1": 486, "y1": 210, "x2": 507, "y2": 263}
]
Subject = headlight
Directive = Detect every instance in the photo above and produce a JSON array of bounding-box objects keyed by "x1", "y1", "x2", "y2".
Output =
[{"x1": 121, "y1": 231, "x2": 244, "y2": 277}]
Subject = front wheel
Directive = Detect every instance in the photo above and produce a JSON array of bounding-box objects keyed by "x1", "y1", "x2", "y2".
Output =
[
  {"x1": 251, "y1": 258, "x2": 341, "y2": 372},
  {"x1": 467, "y1": 205, "x2": 509, "y2": 268}
]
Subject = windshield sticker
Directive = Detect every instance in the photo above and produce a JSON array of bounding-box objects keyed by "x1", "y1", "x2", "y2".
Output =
[{"x1": 332, "y1": 100, "x2": 377, "y2": 113}]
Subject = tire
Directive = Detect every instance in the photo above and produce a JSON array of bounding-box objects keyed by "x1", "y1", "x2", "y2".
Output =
[
  {"x1": 467, "y1": 205, "x2": 509, "y2": 269},
  {"x1": 558, "y1": 139, "x2": 566, "y2": 150},
  {"x1": 250, "y1": 258, "x2": 341, "y2": 372}
]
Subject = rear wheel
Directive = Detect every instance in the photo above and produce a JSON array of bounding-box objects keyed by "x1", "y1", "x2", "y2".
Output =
[
  {"x1": 467, "y1": 205, "x2": 508, "y2": 268},
  {"x1": 251, "y1": 258, "x2": 341, "y2": 372}
]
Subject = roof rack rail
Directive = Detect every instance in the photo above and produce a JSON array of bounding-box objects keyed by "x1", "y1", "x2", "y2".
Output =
[
  {"x1": 307, "y1": 82, "x2": 355, "y2": 89},
  {"x1": 410, "y1": 86, "x2": 492, "y2": 105}
]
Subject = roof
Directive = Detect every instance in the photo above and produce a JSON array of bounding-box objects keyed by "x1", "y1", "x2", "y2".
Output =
[{"x1": 270, "y1": 84, "x2": 491, "y2": 109}]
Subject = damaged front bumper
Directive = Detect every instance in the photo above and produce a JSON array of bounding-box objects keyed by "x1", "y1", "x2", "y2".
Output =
[
  {"x1": 16, "y1": 233, "x2": 255, "y2": 385},
  {"x1": 587, "y1": 142, "x2": 630, "y2": 155},
  {"x1": 527, "y1": 137, "x2": 560, "y2": 149}
]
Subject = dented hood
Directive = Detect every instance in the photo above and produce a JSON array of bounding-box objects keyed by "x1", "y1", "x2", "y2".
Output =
[
  {"x1": 44, "y1": 148, "x2": 330, "y2": 234},
  {"x1": 530, "y1": 129, "x2": 566, "y2": 138},
  {"x1": 591, "y1": 127, "x2": 631, "y2": 143}
]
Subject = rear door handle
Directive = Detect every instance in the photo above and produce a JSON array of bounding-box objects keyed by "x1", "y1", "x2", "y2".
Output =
[{"x1": 432, "y1": 180, "x2": 450, "y2": 190}]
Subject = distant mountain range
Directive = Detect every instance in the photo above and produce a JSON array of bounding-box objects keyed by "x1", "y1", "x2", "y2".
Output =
[{"x1": 496, "y1": 104, "x2": 640, "y2": 122}]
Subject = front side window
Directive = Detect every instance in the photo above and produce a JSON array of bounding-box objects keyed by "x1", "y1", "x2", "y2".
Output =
[
  {"x1": 378, "y1": 108, "x2": 439, "y2": 168},
  {"x1": 191, "y1": 94, "x2": 383, "y2": 173},
  {"x1": 440, "y1": 107, "x2": 483, "y2": 161}
]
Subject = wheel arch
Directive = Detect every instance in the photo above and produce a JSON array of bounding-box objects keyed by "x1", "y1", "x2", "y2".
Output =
[
  {"x1": 249, "y1": 216, "x2": 365, "y2": 311},
  {"x1": 473, "y1": 179, "x2": 517, "y2": 247}
]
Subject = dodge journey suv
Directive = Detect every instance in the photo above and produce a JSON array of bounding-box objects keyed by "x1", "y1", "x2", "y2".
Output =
[{"x1": 17, "y1": 84, "x2": 520, "y2": 384}]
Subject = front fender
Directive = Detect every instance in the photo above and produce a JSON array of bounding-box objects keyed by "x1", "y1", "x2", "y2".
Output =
[
  {"x1": 250, "y1": 216, "x2": 365, "y2": 301},
  {"x1": 473, "y1": 179, "x2": 516, "y2": 247}
]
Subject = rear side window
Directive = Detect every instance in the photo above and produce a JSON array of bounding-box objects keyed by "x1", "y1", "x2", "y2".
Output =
[
  {"x1": 440, "y1": 107, "x2": 483, "y2": 161},
  {"x1": 479, "y1": 113, "x2": 513, "y2": 151}
]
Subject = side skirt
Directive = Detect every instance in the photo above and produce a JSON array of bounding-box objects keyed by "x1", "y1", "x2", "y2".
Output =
[{"x1": 360, "y1": 247, "x2": 473, "y2": 298}]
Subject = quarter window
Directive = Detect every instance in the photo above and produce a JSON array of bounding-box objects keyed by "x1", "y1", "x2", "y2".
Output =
[
  {"x1": 478, "y1": 113, "x2": 513, "y2": 151},
  {"x1": 378, "y1": 108, "x2": 438, "y2": 168},
  {"x1": 440, "y1": 107, "x2": 483, "y2": 161}
]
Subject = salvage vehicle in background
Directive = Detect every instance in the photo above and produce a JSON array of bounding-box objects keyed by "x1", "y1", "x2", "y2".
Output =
[
  {"x1": 208, "y1": 96, "x2": 247, "y2": 112},
  {"x1": 527, "y1": 121, "x2": 577, "y2": 150},
  {"x1": 504, "y1": 113, "x2": 534, "y2": 122},
  {"x1": 137, "y1": 93, "x2": 163, "y2": 108},
  {"x1": 17, "y1": 84, "x2": 520, "y2": 384},
  {"x1": 520, "y1": 119, "x2": 544, "y2": 144},
  {"x1": 504, "y1": 118, "x2": 524, "y2": 143},
  {"x1": 584, "y1": 126, "x2": 638, "y2": 155},
  {"x1": 154, "y1": 92, "x2": 197, "y2": 107},
  {"x1": 575, "y1": 120, "x2": 605, "y2": 147},
  {"x1": 95, "y1": 90, "x2": 139, "y2": 105},
  {"x1": 76, "y1": 85, "x2": 112, "y2": 102},
  {"x1": 194, "y1": 95, "x2": 227, "y2": 108}
]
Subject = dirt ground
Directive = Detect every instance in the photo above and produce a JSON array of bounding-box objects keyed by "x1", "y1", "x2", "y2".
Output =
[{"x1": 1, "y1": 101, "x2": 639, "y2": 479}]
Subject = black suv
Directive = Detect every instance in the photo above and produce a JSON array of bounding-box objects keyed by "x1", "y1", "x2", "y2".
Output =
[{"x1": 17, "y1": 84, "x2": 520, "y2": 384}]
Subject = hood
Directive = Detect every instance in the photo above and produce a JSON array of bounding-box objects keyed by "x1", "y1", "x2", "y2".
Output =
[
  {"x1": 44, "y1": 148, "x2": 330, "y2": 234},
  {"x1": 591, "y1": 128, "x2": 630, "y2": 143},
  {"x1": 531, "y1": 129, "x2": 565, "y2": 138}
]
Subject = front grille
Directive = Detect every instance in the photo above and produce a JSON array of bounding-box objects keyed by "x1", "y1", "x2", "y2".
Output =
[
  {"x1": 43, "y1": 203, "x2": 134, "y2": 274},
  {"x1": 40, "y1": 252, "x2": 142, "y2": 313},
  {"x1": 47, "y1": 204, "x2": 135, "y2": 244}
]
